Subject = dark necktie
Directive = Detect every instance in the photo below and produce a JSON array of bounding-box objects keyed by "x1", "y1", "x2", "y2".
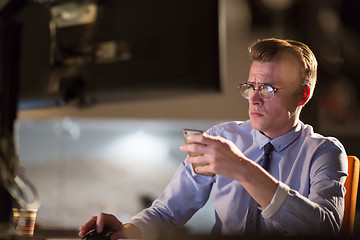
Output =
[
  {"x1": 244, "y1": 142, "x2": 274, "y2": 235},
  {"x1": 261, "y1": 142, "x2": 274, "y2": 171}
]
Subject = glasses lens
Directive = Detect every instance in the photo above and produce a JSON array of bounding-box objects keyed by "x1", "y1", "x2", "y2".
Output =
[
  {"x1": 239, "y1": 84, "x2": 252, "y2": 99},
  {"x1": 259, "y1": 85, "x2": 275, "y2": 100}
]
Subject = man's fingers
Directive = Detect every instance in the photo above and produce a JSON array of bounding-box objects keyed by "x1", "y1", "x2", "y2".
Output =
[
  {"x1": 79, "y1": 216, "x2": 97, "y2": 236},
  {"x1": 186, "y1": 133, "x2": 208, "y2": 143},
  {"x1": 97, "y1": 213, "x2": 124, "y2": 232},
  {"x1": 96, "y1": 213, "x2": 106, "y2": 233},
  {"x1": 79, "y1": 213, "x2": 123, "y2": 237}
]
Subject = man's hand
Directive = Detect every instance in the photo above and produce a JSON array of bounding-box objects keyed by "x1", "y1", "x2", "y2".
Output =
[
  {"x1": 78, "y1": 213, "x2": 140, "y2": 240},
  {"x1": 180, "y1": 133, "x2": 278, "y2": 209},
  {"x1": 180, "y1": 133, "x2": 247, "y2": 181}
]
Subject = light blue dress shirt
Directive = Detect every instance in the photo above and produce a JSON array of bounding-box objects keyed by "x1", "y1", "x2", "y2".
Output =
[{"x1": 128, "y1": 120, "x2": 348, "y2": 236}]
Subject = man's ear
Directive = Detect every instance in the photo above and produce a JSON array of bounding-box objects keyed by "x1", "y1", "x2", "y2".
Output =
[{"x1": 298, "y1": 85, "x2": 311, "y2": 106}]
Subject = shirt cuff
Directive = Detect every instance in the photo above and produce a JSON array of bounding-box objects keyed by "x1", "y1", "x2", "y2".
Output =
[{"x1": 262, "y1": 181, "x2": 289, "y2": 219}]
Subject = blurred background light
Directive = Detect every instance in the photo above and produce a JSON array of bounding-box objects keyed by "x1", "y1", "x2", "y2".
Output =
[{"x1": 103, "y1": 130, "x2": 170, "y2": 166}]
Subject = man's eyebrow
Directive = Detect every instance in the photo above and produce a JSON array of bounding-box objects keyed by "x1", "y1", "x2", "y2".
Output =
[{"x1": 246, "y1": 81, "x2": 273, "y2": 86}]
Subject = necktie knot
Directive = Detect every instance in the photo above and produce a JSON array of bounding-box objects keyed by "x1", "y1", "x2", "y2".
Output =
[{"x1": 264, "y1": 142, "x2": 274, "y2": 156}]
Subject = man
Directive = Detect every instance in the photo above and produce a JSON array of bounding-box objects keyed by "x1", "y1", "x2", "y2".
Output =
[{"x1": 79, "y1": 38, "x2": 348, "y2": 238}]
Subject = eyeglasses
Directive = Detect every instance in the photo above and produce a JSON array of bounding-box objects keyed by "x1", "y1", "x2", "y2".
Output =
[{"x1": 237, "y1": 82, "x2": 279, "y2": 101}]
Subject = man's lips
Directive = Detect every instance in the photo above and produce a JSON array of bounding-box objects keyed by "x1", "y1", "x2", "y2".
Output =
[{"x1": 250, "y1": 111, "x2": 264, "y2": 117}]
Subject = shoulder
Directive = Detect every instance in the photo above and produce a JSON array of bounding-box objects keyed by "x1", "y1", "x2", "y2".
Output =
[
  {"x1": 301, "y1": 122, "x2": 346, "y2": 154},
  {"x1": 300, "y1": 122, "x2": 347, "y2": 173}
]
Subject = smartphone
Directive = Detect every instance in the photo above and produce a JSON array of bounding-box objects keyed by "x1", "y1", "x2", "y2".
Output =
[
  {"x1": 182, "y1": 129, "x2": 214, "y2": 176},
  {"x1": 182, "y1": 129, "x2": 203, "y2": 157}
]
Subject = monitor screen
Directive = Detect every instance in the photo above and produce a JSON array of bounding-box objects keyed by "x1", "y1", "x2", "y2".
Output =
[{"x1": 0, "y1": 0, "x2": 221, "y2": 110}]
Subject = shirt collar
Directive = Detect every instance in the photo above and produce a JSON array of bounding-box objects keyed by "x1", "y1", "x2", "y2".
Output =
[{"x1": 254, "y1": 122, "x2": 302, "y2": 152}]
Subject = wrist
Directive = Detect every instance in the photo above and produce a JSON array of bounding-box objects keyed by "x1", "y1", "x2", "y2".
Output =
[{"x1": 123, "y1": 223, "x2": 141, "y2": 239}]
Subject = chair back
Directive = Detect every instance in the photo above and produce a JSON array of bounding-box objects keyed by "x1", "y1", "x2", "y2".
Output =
[{"x1": 341, "y1": 156, "x2": 359, "y2": 235}]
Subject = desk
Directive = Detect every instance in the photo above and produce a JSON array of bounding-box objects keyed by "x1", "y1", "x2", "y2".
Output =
[{"x1": 27, "y1": 228, "x2": 360, "y2": 240}]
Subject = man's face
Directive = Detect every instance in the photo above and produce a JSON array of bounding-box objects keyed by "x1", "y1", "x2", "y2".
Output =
[{"x1": 247, "y1": 52, "x2": 304, "y2": 139}]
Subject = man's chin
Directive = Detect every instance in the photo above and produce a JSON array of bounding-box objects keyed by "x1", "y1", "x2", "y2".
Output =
[
  {"x1": 250, "y1": 119, "x2": 261, "y2": 130},
  {"x1": 250, "y1": 120, "x2": 268, "y2": 133}
]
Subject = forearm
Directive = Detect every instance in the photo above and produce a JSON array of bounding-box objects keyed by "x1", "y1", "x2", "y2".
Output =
[
  {"x1": 262, "y1": 181, "x2": 344, "y2": 235},
  {"x1": 236, "y1": 155, "x2": 344, "y2": 235},
  {"x1": 127, "y1": 162, "x2": 213, "y2": 236},
  {"x1": 233, "y1": 157, "x2": 279, "y2": 209}
]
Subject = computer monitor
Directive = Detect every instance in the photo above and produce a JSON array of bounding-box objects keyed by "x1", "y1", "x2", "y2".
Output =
[{"x1": 0, "y1": 0, "x2": 222, "y2": 110}]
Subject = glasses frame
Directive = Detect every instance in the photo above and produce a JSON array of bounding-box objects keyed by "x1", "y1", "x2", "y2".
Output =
[{"x1": 237, "y1": 82, "x2": 279, "y2": 101}]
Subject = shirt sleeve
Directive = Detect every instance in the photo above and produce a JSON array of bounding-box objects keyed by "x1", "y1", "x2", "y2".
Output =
[
  {"x1": 126, "y1": 162, "x2": 214, "y2": 237},
  {"x1": 261, "y1": 139, "x2": 348, "y2": 236},
  {"x1": 262, "y1": 181, "x2": 289, "y2": 218}
]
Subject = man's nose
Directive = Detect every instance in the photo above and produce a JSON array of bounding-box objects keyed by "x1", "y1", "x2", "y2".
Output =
[{"x1": 248, "y1": 89, "x2": 263, "y2": 104}]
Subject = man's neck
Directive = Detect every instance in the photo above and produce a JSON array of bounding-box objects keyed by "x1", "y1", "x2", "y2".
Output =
[{"x1": 262, "y1": 119, "x2": 300, "y2": 140}]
